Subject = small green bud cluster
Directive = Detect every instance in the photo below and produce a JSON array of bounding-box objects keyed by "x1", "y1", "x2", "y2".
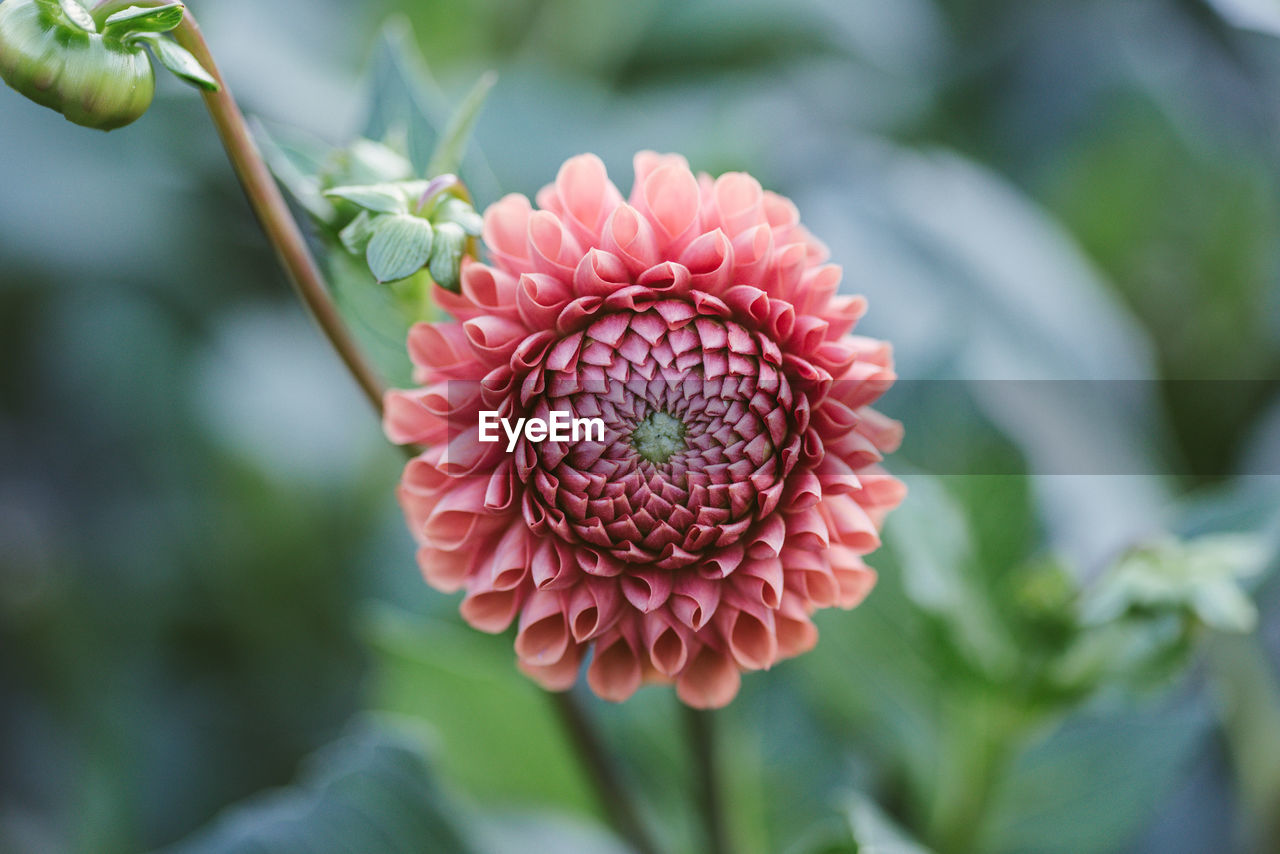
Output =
[
  {"x1": 316, "y1": 139, "x2": 482, "y2": 290},
  {"x1": 0, "y1": 0, "x2": 217, "y2": 131}
]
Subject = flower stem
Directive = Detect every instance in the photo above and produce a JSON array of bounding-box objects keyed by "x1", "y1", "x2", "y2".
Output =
[
  {"x1": 552, "y1": 691, "x2": 663, "y2": 854},
  {"x1": 169, "y1": 12, "x2": 386, "y2": 412},
  {"x1": 159, "y1": 10, "x2": 664, "y2": 853},
  {"x1": 684, "y1": 706, "x2": 731, "y2": 854}
]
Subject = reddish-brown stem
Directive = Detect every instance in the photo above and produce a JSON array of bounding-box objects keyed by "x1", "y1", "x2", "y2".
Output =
[
  {"x1": 171, "y1": 13, "x2": 386, "y2": 413},
  {"x1": 159, "y1": 10, "x2": 665, "y2": 853}
]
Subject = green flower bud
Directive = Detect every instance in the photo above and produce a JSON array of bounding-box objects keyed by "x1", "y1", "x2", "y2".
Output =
[
  {"x1": 0, "y1": 0, "x2": 215, "y2": 132},
  {"x1": 0, "y1": 0, "x2": 155, "y2": 130}
]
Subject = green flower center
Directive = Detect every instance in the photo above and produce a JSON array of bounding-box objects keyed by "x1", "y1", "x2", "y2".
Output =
[{"x1": 631, "y1": 411, "x2": 687, "y2": 464}]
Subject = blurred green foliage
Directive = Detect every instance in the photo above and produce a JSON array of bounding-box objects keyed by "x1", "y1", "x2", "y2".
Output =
[{"x1": 3, "y1": 1, "x2": 1280, "y2": 853}]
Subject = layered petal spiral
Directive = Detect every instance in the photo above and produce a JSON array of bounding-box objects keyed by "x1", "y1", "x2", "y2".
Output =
[{"x1": 385, "y1": 152, "x2": 904, "y2": 708}]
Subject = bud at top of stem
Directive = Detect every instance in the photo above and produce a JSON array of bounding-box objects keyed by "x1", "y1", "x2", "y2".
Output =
[{"x1": 0, "y1": 0, "x2": 216, "y2": 131}]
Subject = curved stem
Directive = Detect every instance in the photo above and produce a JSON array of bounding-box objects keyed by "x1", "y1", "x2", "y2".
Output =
[
  {"x1": 170, "y1": 12, "x2": 386, "y2": 412},
  {"x1": 685, "y1": 706, "x2": 731, "y2": 854},
  {"x1": 157, "y1": 9, "x2": 663, "y2": 854},
  {"x1": 552, "y1": 692, "x2": 663, "y2": 854}
]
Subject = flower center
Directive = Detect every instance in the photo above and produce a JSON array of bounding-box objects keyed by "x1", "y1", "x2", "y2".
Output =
[{"x1": 631, "y1": 411, "x2": 687, "y2": 464}]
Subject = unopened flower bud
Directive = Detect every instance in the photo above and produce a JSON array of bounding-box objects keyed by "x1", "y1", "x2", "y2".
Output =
[
  {"x1": 0, "y1": 0, "x2": 216, "y2": 132},
  {"x1": 0, "y1": 0, "x2": 155, "y2": 130}
]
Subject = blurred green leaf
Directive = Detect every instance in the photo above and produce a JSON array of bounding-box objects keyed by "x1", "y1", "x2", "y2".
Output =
[
  {"x1": 366, "y1": 214, "x2": 434, "y2": 283},
  {"x1": 847, "y1": 794, "x2": 934, "y2": 854},
  {"x1": 1210, "y1": 635, "x2": 1280, "y2": 844},
  {"x1": 985, "y1": 700, "x2": 1212, "y2": 854},
  {"x1": 1082, "y1": 535, "x2": 1268, "y2": 632},
  {"x1": 324, "y1": 249, "x2": 415, "y2": 388},
  {"x1": 254, "y1": 120, "x2": 337, "y2": 223},
  {"x1": 427, "y1": 71, "x2": 498, "y2": 177},
  {"x1": 819, "y1": 144, "x2": 1169, "y2": 567},
  {"x1": 885, "y1": 475, "x2": 1018, "y2": 679},
  {"x1": 359, "y1": 605, "x2": 598, "y2": 817},
  {"x1": 156, "y1": 719, "x2": 482, "y2": 854},
  {"x1": 795, "y1": 565, "x2": 945, "y2": 823},
  {"x1": 331, "y1": 139, "x2": 417, "y2": 189},
  {"x1": 364, "y1": 18, "x2": 501, "y2": 205},
  {"x1": 325, "y1": 184, "x2": 411, "y2": 215}
]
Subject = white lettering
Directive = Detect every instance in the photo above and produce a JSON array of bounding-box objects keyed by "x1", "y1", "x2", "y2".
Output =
[
  {"x1": 477, "y1": 411, "x2": 607, "y2": 451},
  {"x1": 574, "y1": 416, "x2": 603, "y2": 442},
  {"x1": 502, "y1": 416, "x2": 526, "y2": 453},
  {"x1": 549, "y1": 410, "x2": 570, "y2": 441},
  {"x1": 478, "y1": 411, "x2": 500, "y2": 443}
]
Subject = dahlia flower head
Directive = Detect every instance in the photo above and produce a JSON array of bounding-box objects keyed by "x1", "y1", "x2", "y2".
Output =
[{"x1": 385, "y1": 152, "x2": 904, "y2": 708}]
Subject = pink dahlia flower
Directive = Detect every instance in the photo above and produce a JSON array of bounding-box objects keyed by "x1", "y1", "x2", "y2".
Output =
[{"x1": 384, "y1": 152, "x2": 904, "y2": 708}]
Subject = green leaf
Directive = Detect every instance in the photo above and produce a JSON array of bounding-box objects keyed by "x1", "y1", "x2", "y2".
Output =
[
  {"x1": 1210, "y1": 636, "x2": 1280, "y2": 836},
  {"x1": 821, "y1": 145, "x2": 1168, "y2": 568},
  {"x1": 59, "y1": 0, "x2": 97, "y2": 32},
  {"x1": 884, "y1": 475, "x2": 1019, "y2": 678},
  {"x1": 427, "y1": 70, "x2": 498, "y2": 177},
  {"x1": 360, "y1": 605, "x2": 599, "y2": 816},
  {"x1": 324, "y1": 183, "x2": 410, "y2": 215},
  {"x1": 367, "y1": 214, "x2": 434, "y2": 283},
  {"x1": 846, "y1": 795, "x2": 935, "y2": 854},
  {"x1": 985, "y1": 701, "x2": 1211, "y2": 854},
  {"x1": 155, "y1": 719, "x2": 482, "y2": 854},
  {"x1": 323, "y1": 250, "x2": 415, "y2": 388},
  {"x1": 253, "y1": 119, "x2": 337, "y2": 224},
  {"x1": 103, "y1": 3, "x2": 184, "y2": 38},
  {"x1": 364, "y1": 18, "x2": 501, "y2": 204},
  {"x1": 1082, "y1": 534, "x2": 1267, "y2": 632},
  {"x1": 141, "y1": 35, "x2": 219, "y2": 91}
]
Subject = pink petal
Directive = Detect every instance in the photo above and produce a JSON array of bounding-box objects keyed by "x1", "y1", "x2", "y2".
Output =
[
  {"x1": 541, "y1": 153, "x2": 623, "y2": 246},
  {"x1": 671, "y1": 572, "x2": 722, "y2": 630},
  {"x1": 587, "y1": 628, "x2": 643, "y2": 702},
  {"x1": 602, "y1": 204, "x2": 661, "y2": 276},
  {"x1": 637, "y1": 163, "x2": 701, "y2": 252},
  {"x1": 519, "y1": 642, "x2": 584, "y2": 692},
  {"x1": 676, "y1": 645, "x2": 741, "y2": 709},
  {"x1": 515, "y1": 589, "x2": 571, "y2": 666},
  {"x1": 482, "y1": 193, "x2": 533, "y2": 273},
  {"x1": 415, "y1": 545, "x2": 473, "y2": 593},
  {"x1": 715, "y1": 601, "x2": 778, "y2": 671},
  {"x1": 642, "y1": 611, "x2": 691, "y2": 677}
]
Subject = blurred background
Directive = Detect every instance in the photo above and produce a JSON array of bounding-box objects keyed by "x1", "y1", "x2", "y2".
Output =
[{"x1": 3, "y1": 0, "x2": 1280, "y2": 852}]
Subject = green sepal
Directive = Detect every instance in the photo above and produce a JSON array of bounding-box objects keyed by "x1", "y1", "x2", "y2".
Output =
[
  {"x1": 339, "y1": 210, "x2": 378, "y2": 255},
  {"x1": 103, "y1": 3, "x2": 184, "y2": 39},
  {"x1": 324, "y1": 184, "x2": 410, "y2": 215},
  {"x1": 432, "y1": 195, "x2": 483, "y2": 237},
  {"x1": 427, "y1": 222, "x2": 466, "y2": 292},
  {"x1": 367, "y1": 215, "x2": 434, "y2": 283},
  {"x1": 135, "y1": 32, "x2": 218, "y2": 91},
  {"x1": 58, "y1": 0, "x2": 96, "y2": 33}
]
